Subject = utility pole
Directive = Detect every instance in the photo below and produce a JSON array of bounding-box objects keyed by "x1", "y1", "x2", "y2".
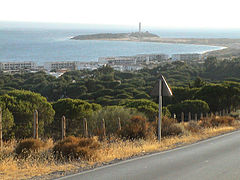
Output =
[{"x1": 158, "y1": 79, "x2": 162, "y2": 141}]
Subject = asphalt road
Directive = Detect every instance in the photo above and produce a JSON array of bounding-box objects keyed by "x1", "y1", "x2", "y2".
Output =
[{"x1": 57, "y1": 130, "x2": 240, "y2": 180}]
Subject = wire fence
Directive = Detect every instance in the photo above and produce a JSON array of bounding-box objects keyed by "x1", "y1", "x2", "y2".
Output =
[
  {"x1": 171, "y1": 109, "x2": 233, "y2": 122},
  {"x1": 0, "y1": 107, "x2": 239, "y2": 149}
]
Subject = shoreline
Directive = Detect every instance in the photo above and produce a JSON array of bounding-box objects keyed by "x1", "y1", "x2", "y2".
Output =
[
  {"x1": 71, "y1": 35, "x2": 240, "y2": 58},
  {"x1": 70, "y1": 38, "x2": 228, "y2": 57}
]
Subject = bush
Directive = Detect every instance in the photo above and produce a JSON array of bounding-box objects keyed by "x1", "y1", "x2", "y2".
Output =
[
  {"x1": 123, "y1": 99, "x2": 170, "y2": 121},
  {"x1": 53, "y1": 136, "x2": 100, "y2": 160},
  {"x1": 119, "y1": 116, "x2": 152, "y2": 139},
  {"x1": 15, "y1": 138, "x2": 45, "y2": 157},
  {"x1": 210, "y1": 116, "x2": 235, "y2": 127},
  {"x1": 88, "y1": 106, "x2": 145, "y2": 136},
  {"x1": 199, "y1": 116, "x2": 235, "y2": 128},
  {"x1": 199, "y1": 118, "x2": 212, "y2": 128},
  {"x1": 122, "y1": 99, "x2": 158, "y2": 121},
  {"x1": 185, "y1": 121, "x2": 202, "y2": 133},
  {"x1": 157, "y1": 117, "x2": 185, "y2": 137}
]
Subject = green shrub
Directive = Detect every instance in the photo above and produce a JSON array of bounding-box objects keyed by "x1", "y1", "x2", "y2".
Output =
[
  {"x1": 123, "y1": 99, "x2": 170, "y2": 121},
  {"x1": 119, "y1": 116, "x2": 152, "y2": 139},
  {"x1": 53, "y1": 136, "x2": 100, "y2": 160},
  {"x1": 88, "y1": 106, "x2": 145, "y2": 136},
  {"x1": 15, "y1": 138, "x2": 45, "y2": 157}
]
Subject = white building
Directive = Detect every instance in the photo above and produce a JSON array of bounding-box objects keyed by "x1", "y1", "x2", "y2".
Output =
[
  {"x1": 135, "y1": 54, "x2": 169, "y2": 62},
  {"x1": 44, "y1": 61, "x2": 101, "y2": 71},
  {"x1": 98, "y1": 54, "x2": 169, "y2": 65},
  {"x1": 98, "y1": 56, "x2": 137, "y2": 65},
  {"x1": 78, "y1": 62, "x2": 100, "y2": 70},
  {"x1": 111, "y1": 65, "x2": 143, "y2": 71},
  {"x1": 44, "y1": 61, "x2": 78, "y2": 71},
  {"x1": 172, "y1": 53, "x2": 202, "y2": 61},
  {"x1": 0, "y1": 61, "x2": 36, "y2": 71}
]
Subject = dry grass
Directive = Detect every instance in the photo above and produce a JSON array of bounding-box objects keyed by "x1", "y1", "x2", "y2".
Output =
[
  {"x1": 0, "y1": 156, "x2": 76, "y2": 180},
  {"x1": 0, "y1": 139, "x2": 83, "y2": 180},
  {"x1": 0, "y1": 117, "x2": 239, "y2": 179},
  {"x1": 96, "y1": 125, "x2": 238, "y2": 163}
]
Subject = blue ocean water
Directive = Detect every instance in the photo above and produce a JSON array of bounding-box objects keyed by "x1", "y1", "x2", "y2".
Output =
[{"x1": 0, "y1": 23, "x2": 234, "y2": 65}]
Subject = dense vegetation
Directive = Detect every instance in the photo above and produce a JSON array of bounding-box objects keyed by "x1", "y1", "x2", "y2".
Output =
[{"x1": 0, "y1": 57, "x2": 239, "y2": 139}]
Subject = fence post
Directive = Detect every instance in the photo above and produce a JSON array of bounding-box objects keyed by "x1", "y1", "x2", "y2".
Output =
[
  {"x1": 118, "y1": 117, "x2": 121, "y2": 131},
  {"x1": 200, "y1": 112, "x2": 203, "y2": 119},
  {"x1": 173, "y1": 113, "x2": 176, "y2": 119},
  {"x1": 33, "y1": 110, "x2": 38, "y2": 139},
  {"x1": 0, "y1": 107, "x2": 2, "y2": 150},
  {"x1": 181, "y1": 112, "x2": 184, "y2": 123},
  {"x1": 194, "y1": 113, "x2": 197, "y2": 121},
  {"x1": 83, "y1": 118, "x2": 88, "y2": 137},
  {"x1": 62, "y1": 116, "x2": 66, "y2": 140},
  {"x1": 188, "y1": 112, "x2": 191, "y2": 121},
  {"x1": 223, "y1": 109, "x2": 225, "y2": 116},
  {"x1": 102, "y1": 118, "x2": 106, "y2": 138}
]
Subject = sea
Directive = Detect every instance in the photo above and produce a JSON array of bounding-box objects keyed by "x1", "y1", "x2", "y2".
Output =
[{"x1": 1, "y1": 22, "x2": 239, "y2": 65}]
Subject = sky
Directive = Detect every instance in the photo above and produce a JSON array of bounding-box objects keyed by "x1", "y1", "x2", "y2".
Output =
[{"x1": 1, "y1": 0, "x2": 240, "y2": 29}]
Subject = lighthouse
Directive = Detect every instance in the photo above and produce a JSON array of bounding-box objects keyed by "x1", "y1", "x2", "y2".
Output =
[{"x1": 139, "y1": 22, "x2": 141, "y2": 33}]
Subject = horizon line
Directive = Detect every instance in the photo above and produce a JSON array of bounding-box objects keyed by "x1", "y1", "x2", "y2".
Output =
[{"x1": 1, "y1": 20, "x2": 240, "y2": 30}]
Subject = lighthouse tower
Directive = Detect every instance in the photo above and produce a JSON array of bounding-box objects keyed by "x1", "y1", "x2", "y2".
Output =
[
  {"x1": 138, "y1": 22, "x2": 142, "y2": 41},
  {"x1": 139, "y1": 22, "x2": 141, "y2": 33}
]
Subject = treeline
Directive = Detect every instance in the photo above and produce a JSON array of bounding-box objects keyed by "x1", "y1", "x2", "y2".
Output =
[{"x1": 0, "y1": 57, "x2": 240, "y2": 100}]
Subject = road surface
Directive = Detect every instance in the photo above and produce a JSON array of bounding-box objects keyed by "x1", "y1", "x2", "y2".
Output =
[{"x1": 57, "y1": 130, "x2": 240, "y2": 180}]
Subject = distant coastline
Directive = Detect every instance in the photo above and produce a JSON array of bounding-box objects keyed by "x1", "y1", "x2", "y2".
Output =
[
  {"x1": 71, "y1": 32, "x2": 240, "y2": 58},
  {"x1": 1, "y1": 28, "x2": 239, "y2": 64}
]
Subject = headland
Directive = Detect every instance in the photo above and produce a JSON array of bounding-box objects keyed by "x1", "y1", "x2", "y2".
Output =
[{"x1": 71, "y1": 31, "x2": 159, "y2": 40}]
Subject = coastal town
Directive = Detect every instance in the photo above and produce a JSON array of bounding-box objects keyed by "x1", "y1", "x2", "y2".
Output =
[{"x1": 0, "y1": 53, "x2": 203, "y2": 77}]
